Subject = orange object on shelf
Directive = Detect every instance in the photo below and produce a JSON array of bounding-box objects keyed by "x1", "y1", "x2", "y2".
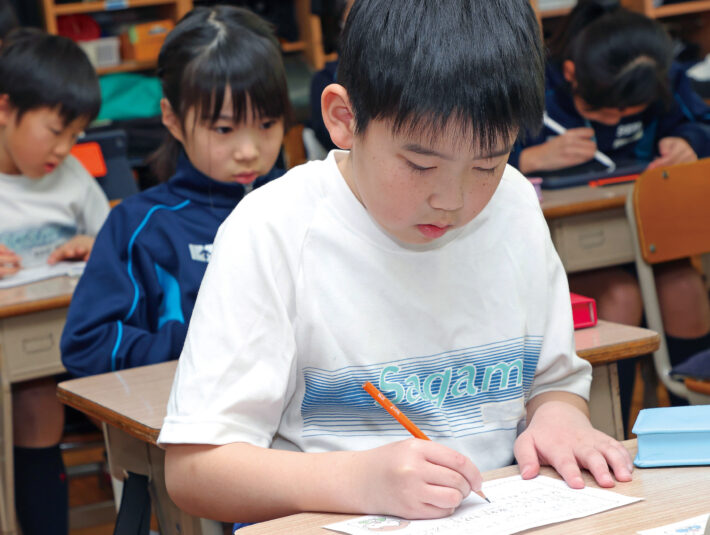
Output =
[
  {"x1": 71, "y1": 141, "x2": 107, "y2": 178},
  {"x1": 120, "y1": 19, "x2": 174, "y2": 62}
]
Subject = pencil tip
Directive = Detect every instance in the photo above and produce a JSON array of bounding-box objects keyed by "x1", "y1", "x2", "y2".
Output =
[{"x1": 485, "y1": 498, "x2": 491, "y2": 503}]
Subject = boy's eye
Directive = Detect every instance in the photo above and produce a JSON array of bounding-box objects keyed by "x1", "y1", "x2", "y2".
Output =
[
  {"x1": 49, "y1": 127, "x2": 62, "y2": 136},
  {"x1": 406, "y1": 160, "x2": 435, "y2": 173},
  {"x1": 474, "y1": 166, "x2": 498, "y2": 175},
  {"x1": 214, "y1": 126, "x2": 233, "y2": 134},
  {"x1": 260, "y1": 120, "x2": 277, "y2": 130}
]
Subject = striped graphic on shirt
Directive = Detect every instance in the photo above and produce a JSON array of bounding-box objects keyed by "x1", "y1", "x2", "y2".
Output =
[{"x1": 301, "y1": 336, "x2": 542, "y2": 439}]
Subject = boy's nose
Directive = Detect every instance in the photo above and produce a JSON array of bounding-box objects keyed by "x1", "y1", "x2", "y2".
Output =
[{"x1": 429, "y1": 175, "x2": 465, "y2": 211}]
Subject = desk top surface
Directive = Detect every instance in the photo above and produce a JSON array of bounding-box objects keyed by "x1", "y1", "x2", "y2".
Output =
[
  {"x1": 239, "y1": 441, "x2": 710, "y2": 535},
  {"x1": 56, "y1": 320, "x2": 660, "y2": 446},
  {"x1": 0, "y1": 275, "x2": 77, "y2": 318},
  {"x1": 541, "y1": 183, "x2": 632, "y2": 220}
]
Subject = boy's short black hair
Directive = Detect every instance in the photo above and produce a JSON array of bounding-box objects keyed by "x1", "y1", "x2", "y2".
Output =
[
  {"x1": 0, "y1": 28, "x2": 101, "y2": 125},
  {"x1": 338, "y1": 0, "x2": 545, "y2": 152},
  {"x1": 0, "y1": 0, "x2": 19, "y2": 41}
]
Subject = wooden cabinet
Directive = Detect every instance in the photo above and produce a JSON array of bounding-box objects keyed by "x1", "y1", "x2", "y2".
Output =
[
  {"x1": 621, "y1": 0, "x2": 710, "y2": 55},
  {"x1": 39, "y1": 0, "x2": 193, "y2": 74}
]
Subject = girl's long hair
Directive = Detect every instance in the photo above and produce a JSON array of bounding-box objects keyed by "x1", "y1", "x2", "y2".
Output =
[{"x1": 547, "y1": 0, "x2": 671, "y2": 110}]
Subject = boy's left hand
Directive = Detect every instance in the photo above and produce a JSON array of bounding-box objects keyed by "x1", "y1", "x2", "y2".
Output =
[
  {"x1": 48, "y1": 235, "x2": 95, "y2": 264},
  {"x1": 513, "y1": 396, "x2": 633, "y2": 489},
  {"x1": 647, "y1": 137, "x2": 697, "y2": 170}
]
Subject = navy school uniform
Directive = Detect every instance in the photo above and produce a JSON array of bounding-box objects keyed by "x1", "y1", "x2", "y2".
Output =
[
  {"x1": 509, "y1": 62, "x2": 710, "y2": 170},
  {"x1": 60, "y1": 153, "x2": 283, "y2": 377}
]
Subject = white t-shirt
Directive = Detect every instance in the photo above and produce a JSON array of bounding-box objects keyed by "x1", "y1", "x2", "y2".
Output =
[
  {"x1": 159, "y1": 150, "x2": 591, "y2": 471},
  {"x1": 0, "y1": 155, "x2": 109, "y2": 267}
]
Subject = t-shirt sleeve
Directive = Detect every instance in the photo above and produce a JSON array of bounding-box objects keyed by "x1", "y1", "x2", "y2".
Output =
[
  {"x1": 158, "y1": 197, "x2": 299, "y2": 447},
  {"x1": 70, "y1": 156, "x2": 110, "y2": 235},
  {"x1": 528, "y1": 214, "x2": 592, "y2": 402}
]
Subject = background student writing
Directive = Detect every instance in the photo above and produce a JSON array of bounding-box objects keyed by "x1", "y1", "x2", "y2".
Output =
[
  {"x1": 0, "y1": 28, "x2": 107, "y2": 535},
  {"x1": 158, "y1": 0, "x2": 632, "y2": 525},
  {"x1": 60, "y1": 5, "x2": 290, "y2": 377},
  {"x1": 509, "y1": 0, "x2": 710, "y2": 408}
]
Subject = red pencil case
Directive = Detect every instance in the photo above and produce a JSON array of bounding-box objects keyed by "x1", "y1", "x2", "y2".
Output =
[{"x1": 570, "y1": 292, "x2": 598, "y2": 329}]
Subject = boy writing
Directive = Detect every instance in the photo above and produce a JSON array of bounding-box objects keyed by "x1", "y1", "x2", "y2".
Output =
[
  {"x1": 159, "y1": 0, "x2": 633, "y2": 523},
  {"x1": 0, "y1": 28, "x2": 108, "y2": 535}
]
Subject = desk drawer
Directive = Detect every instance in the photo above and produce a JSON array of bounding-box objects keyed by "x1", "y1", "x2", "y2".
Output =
[
  {"x1": 550, "y1": 208, "x2": 634, "y2": 273},
  {"x1": 0, "y1": 307, "x2": 67, "y2": 382}
]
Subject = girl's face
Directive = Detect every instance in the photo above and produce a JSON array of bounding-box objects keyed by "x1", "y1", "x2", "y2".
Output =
[{"x1": 168, "y1": 89, "x2": 284, "y2": 184}]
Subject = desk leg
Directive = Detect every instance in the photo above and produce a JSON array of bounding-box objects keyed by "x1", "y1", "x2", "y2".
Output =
[
  {"x1": 0, "y1": 347, "x2": 17, "y2": 534},
  {"x1": 589, "y1": 364, "x2": 625, "y2": 440},
  {"x1": 104, "y1": 425, "x2": 222, "y2": 535}
]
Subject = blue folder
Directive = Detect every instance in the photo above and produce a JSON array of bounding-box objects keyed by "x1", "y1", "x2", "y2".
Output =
[{"x1": 632, "y1": 405, "x2": 710, "y2": 468}]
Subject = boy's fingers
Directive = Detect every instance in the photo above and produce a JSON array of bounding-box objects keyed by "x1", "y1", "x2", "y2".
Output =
[
  {"x1": 513, "y1": 433, "x2": 540, "y2": 479},
  {"x1": 598, "y1": 441, "x2": 633, "y2": 482},
  {"x1": 577, "y1": 448, "x2": 614, "y2": 488},
  {"x1": 422, "y1": 484, "x2": 467, "y2": 510},
  {"x1": 552, "y1": 455, "x2": 585, "y2": 489},
  {"x1": 424, "y1": 444, "x2": 481, "y2": 493}
]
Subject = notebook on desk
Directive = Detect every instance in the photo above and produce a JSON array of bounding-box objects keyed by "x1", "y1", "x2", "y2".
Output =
[{"x1": 536, "y1": 159, "x2": 648, "y2": 190}]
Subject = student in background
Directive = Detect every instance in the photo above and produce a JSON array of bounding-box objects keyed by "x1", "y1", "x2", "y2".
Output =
[
  {"x1": 510, "y1": 0, "x2": 710, "y2": 407},
  {"x1": 0, "y1": 0, "x2": 18, "y2": 43},
  {"x1": 60, "y1": 5, "x2": 290, "y2": 377},
  {"x1": 159, "y1": 0, "x2": 632, "y2": 524},
  {"x1": 307, "y1": 0, "x2": 353, "y2": 152},
  {"x1": 0, "y1": 29, "x2": 106, "y2": 535}
]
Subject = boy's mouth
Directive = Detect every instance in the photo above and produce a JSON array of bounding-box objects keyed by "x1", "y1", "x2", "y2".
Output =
[
  {"x1": 44, "y1": 162, "x2": 57, "y2": 173},
  {"x1": 417, "y1": 224, "x2": 451, "y2": 239}
]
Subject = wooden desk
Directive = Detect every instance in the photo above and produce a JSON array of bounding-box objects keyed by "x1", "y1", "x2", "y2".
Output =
[
  {"x1": 0, "y1": 276, "x2": 75, "y2": 534},
  {"x1": 56, "y1": 320, "x2": 660, "y2": 535},
  {"x1": 239, "y1": 440, "x2": 710, "y2": 534},
  {"x1": 541, "y1": 184, "x2": 635, "y2": 274}
]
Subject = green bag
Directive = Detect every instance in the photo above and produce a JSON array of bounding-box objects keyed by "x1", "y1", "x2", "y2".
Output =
[{"x1": 98, "y1": 73, "x2": 162, "y2": 122}]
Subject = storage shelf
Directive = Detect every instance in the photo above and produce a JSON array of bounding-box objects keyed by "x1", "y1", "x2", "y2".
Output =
[
  {"x1": 539, "y1": 6, "x2": 574, "y2": 18},
  {"x1": 53, "y1": 0, "x2": 177, "y2": 16},
  {"x1": 96, "y1": 59, "x2": 156, "y2": 75},
  {"x1": 652, "y1": 0, "x2": 710, "y2": 18}
]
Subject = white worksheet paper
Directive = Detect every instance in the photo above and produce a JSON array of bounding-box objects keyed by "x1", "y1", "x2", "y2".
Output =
[
  {"x1": 0, "y1": 262, "x2": 85, "y2": 290},
  {"x1": 638, "y1": 514, "x2": 710, "y2": 535},
  {"x1": 325, "y1": 475, "x2": 642, "y2": 535}
]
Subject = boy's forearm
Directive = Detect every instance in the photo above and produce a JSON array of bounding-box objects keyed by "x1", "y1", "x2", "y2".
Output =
[
  {"x1": 164, "y1": 442, "x2": 368, "y2": 523},
  {"x1": 526, "y1": 391, "x2": 590, "y2": 422}
]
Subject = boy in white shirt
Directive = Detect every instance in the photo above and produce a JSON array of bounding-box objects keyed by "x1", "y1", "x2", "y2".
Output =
[
  {"x1": 159, "y1": 0, "x2": 633, "y2": 523},
  {"x1": 0, "y1": 29, "x2": 108, "y2": 535}
]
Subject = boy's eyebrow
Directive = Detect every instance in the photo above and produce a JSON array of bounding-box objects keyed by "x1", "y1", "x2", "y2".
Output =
[{"x1": 402, "y1": 143, "x2": 514, "y2": 160}]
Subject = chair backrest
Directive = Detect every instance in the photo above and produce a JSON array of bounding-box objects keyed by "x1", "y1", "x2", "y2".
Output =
[
  {"x1": 72, "y1": 129, "x2": 139, "y2": 201},
  {"x1": 632, "y1": 158, "x2": 710, "y2": 264},
  {"x1": 626, "y1": 157, "x2": 710, "y2": 401}
]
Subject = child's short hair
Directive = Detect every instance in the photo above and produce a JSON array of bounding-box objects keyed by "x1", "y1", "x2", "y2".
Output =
[
  {"x1": 0, "y1": 0, "x2": 18, "y2": 41},
  {"x1": 151, "y1": 5, "x2": 292, "y2": 180},
  {"x1": 0, "y1": 28, "x2": 100, "y2": 124},
  {"x1": 337, "y1": 0, "x2": 545, "y2": 152},
  {"x1": 549, "y1": 2, "x2": 671, "y2": 110}
]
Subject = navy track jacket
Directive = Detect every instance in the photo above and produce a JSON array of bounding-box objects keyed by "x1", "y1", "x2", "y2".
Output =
[
  {"x1": 509, "y1": 62, "x2": 710, "y2": 170},
  {"x1": 60, "y1": 154, "x2": 283, "y2": 377}
]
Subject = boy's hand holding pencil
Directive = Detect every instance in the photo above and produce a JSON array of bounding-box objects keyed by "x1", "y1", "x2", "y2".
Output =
[{"x1": 360, "y1": 382, "x2": 487, "y2": 518}]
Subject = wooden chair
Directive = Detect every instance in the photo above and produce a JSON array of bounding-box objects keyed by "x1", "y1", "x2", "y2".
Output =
[{"x1": 625, "y1": 158, "x2": 710, "y2": 404}]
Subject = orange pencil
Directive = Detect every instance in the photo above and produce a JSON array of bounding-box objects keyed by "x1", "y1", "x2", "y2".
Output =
[{"x1": 362, "y1": 381, "x2": 490, "y2": 503}]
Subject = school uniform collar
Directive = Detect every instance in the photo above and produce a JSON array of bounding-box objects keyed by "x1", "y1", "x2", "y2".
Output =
[{"x1": 166, "y1": 152, "x2": 248, "y2": 208}]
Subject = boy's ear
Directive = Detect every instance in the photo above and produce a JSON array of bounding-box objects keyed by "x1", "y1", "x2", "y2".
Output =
[
  {"x1": 321, "y1": 84, "x2": 356, "y2": 150},
  {"x1": 160, "y1": 98, "x2": 185, "y2": 144},
  {"x1": 562, "y1": 60, "x2": 576, "y2": 85}
]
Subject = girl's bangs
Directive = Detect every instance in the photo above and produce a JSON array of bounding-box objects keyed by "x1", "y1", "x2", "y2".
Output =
[{"x1": 180, "y1": 47, "x2": 290, "y2": 126}]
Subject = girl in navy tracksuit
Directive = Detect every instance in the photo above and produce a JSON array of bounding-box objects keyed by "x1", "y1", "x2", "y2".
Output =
[
  {"x1": 61, "y1": 5, "x2": 292, "y2": 377},
  {"x1": 511, "y1": 0, "x2": 710, "y2": 409}
]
